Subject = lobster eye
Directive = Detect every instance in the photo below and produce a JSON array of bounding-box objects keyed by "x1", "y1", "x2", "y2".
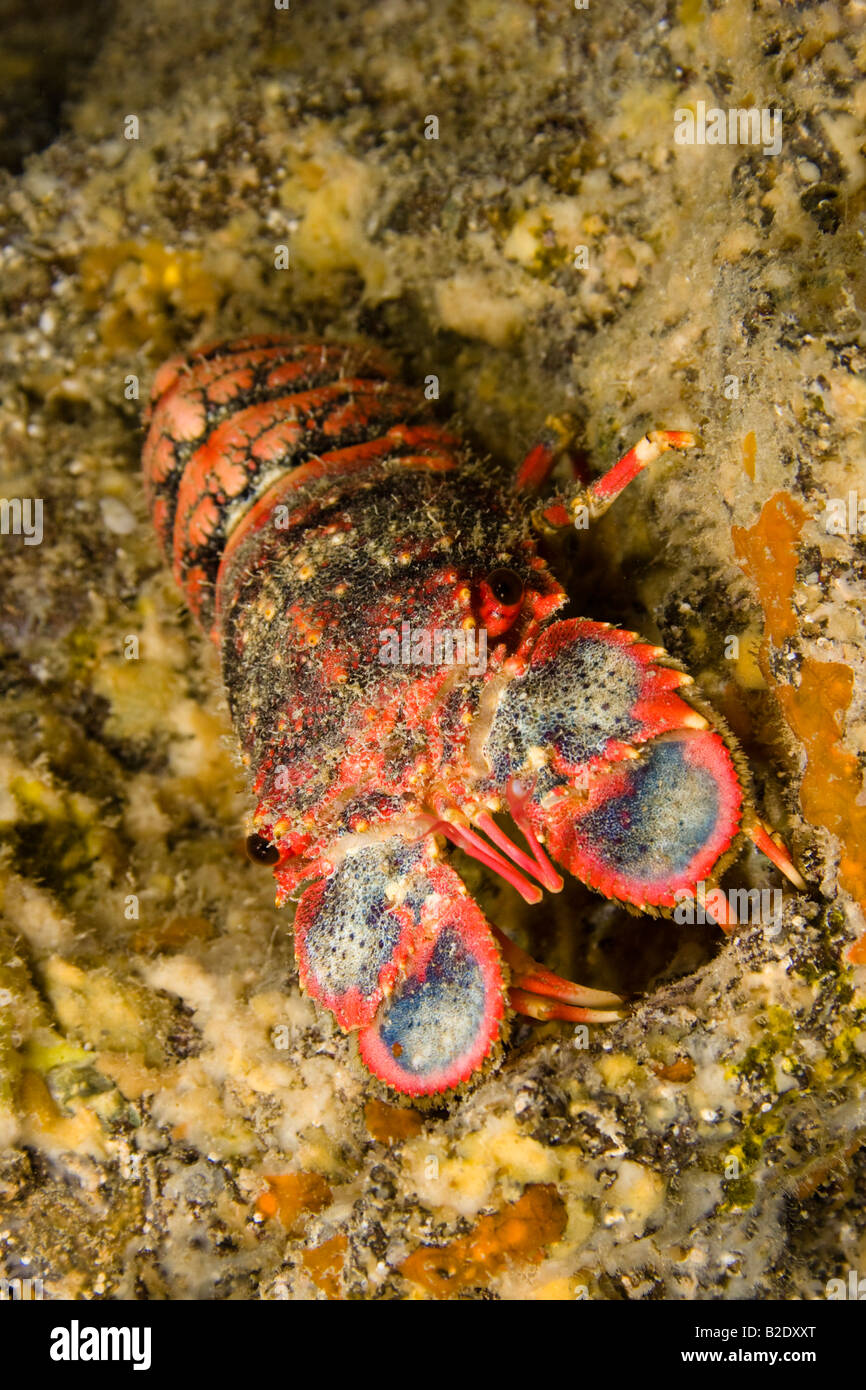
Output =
[
  {"x1": 246, "y1": 832, "x2": 280, "y2": 865},
  {"x1": 485, "y1": 568, "x2": 524, "y2": 606},
  {"x1": 477, "y1": 567, "x2": 525, "y2": 639}
]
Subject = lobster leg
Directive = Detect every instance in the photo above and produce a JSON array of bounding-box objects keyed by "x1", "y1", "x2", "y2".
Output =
[
  {"x1": 491, "y1": 925, "x2": 626, "y2": 1023},
  {"x1": 530, "y1": 429, "x2": 700, "y2": 531},
  {"x1": 749, "y1": 820, "x2": 806, "y2": 890},
  {"x1": 515, "y1": 415, "x2": 585, "y2": 492}
]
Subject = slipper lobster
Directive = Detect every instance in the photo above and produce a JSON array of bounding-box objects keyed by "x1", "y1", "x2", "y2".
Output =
[{"x1": 142, "y1": 334, "x2": 805, "y2": 1098}]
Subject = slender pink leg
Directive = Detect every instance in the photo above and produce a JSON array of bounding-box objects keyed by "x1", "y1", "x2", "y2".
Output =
[
  {"x1": 587, "y1": 430, "x2": 699, "y2": 513},
  {"x1": 426, "y1": 797, "x2": 563, "y2": 900},
  {"x1": 492, "y1": 925, "x2": 626, "y2": 1023},
  {"x1": 678, "y1": 824, "x2": 805, "y2": 937},
  {"x1": 516, "y1": 440, "x2": 559, "y2": 492},
  {"x1": 538, "y1": 430, "x2": 700, "y2": 530},
  {"x1": 701, "y1": 890, "x2": 736, "y2": 932},
  {"x1": 509, "y1": 988, "x2": 624, "y2": 1023},
  {"x1": 430, "y1": 819, "x2": 543, "y2": 904},
  {"x1": 474, "y1": 809, "x2": 564, "y2": 893},
  {"x1": 749, "y1": 821, "x2": 806, "y2": 889},
  {"x1": 515, "y1": 415, "x2": 583, "y2": 493}
]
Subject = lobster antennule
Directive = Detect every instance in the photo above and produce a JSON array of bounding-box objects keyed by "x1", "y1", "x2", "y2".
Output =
[
  {"x1": 292, "y1": 832, "x2": 628, "y2": 1097},
  {"x1": 292, "y1": 840, "x2": 427, "y2": 1029},
  {"x1": 483, "y1": 614, "x2": 804, "y2": 916},
  {"x1": 291, "y1": 835, "x2": 508, "y2": 1095}
]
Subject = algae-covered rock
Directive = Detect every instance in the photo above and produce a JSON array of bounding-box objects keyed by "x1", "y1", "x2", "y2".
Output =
[{"x1": 0, "y1": 0, "x2": 864, "y2": 1300}]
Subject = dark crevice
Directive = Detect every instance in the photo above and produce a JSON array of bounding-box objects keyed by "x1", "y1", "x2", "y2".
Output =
[{"x1": 0, "y1": 0, "x2": 113, "y2": 172}]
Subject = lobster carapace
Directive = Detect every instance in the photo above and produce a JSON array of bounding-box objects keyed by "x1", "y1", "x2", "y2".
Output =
[{"x1": 143, "y1": 335, "x2": 804, "y2": 1097}]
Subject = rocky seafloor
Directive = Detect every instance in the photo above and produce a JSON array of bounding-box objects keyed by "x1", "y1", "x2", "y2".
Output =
[{"x1": 0, "y1": 0, "x2": 864, "y2": 1300}]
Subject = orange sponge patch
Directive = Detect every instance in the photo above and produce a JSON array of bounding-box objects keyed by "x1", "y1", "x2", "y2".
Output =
[{"x1": 732, "y1": 492, "x2": 866, "y2": 945}]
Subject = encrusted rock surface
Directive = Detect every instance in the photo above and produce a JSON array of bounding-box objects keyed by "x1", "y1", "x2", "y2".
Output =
[{"x1": 0, "y1": 0, "x2": 864, "y2": 1299}]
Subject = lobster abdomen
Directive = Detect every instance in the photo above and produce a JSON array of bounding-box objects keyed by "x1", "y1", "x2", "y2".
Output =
[{"x1": 143, "y1": 335, "x2": 429, "y2": 633}]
